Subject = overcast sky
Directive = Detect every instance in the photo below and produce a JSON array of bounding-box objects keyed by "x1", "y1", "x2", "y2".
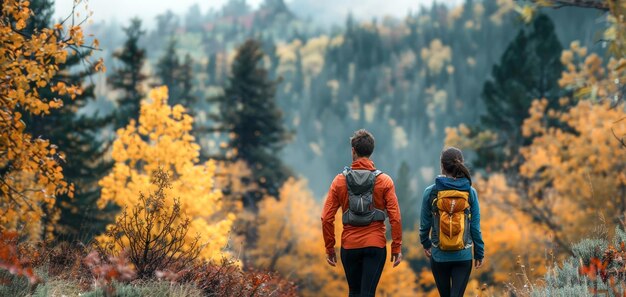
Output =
[{"x1": 54, "y1": 0, "x2": 462, "y2": 27}]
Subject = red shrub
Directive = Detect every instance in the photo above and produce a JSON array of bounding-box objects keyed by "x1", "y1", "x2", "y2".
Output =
[
  {"x1": 0, "y1": 230, "x2": 38, "y2": 284},
  {"x1": 579, "y1": 243, "x2": 626, "y2": 296},
  {"x1": 165, "y1": 258, "x2": 298, "y2": 297},
  {"x1": 83, "y1": 250, "x2": 136, "y2": 295}
]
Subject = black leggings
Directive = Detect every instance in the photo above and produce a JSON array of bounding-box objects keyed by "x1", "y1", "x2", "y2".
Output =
[
  {"x1": 340, "y1": 247, "x2": 386, "y2": 297},
  {"x1": 431, "y1": 259, "x2": 473, "y2": 297}
]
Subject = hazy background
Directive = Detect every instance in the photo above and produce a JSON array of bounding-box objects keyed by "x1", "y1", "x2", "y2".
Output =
[
  {"x1": 50, "y1": 0, "x2": 603, "y2": 201},
  {"x1": 54, "y1": 0, "x2": 463, "y2": 27}
]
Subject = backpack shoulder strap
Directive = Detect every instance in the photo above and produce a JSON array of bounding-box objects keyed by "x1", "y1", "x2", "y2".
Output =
[
  {"x1": 429, "y1": 185, "x2": 439, "y2": 210},
  {"x1": 369, "y1": 170, "x2": 382, "y2": 192},
  {"x1": 342, "y1": 166, "x2": 351, "y2": 176},
  {"x1": 465, "y1": 188, "x2": 474, "y2": 214},
  {"x1": 342, "y1": 167, "x2": 353, "y2": 195}
]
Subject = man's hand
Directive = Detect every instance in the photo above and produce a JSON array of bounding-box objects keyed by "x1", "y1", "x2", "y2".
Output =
[
  {"x1": 391, "y1": 252, "x2": 403, "y2": 268},
  {"x1": 474, "y1": 258, "x2": 484, "y2": 269},
  {"x1": 326, "y1": 253, "x2": 337, "y2": 267},
  {"x1": 424, "y1": 248, "x2": 432, "y2": 258}
]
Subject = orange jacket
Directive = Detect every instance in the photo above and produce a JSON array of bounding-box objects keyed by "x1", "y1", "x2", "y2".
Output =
[{"x1": 321, "y1": 158, "x2": 402, "y2": 255}]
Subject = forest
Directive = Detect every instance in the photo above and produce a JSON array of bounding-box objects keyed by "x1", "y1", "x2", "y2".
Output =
[{"x1": 1, "y1": 0, "x2": 626, "y2": 296}]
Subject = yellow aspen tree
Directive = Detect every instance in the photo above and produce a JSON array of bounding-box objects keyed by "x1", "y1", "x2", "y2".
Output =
[
  {"x1": 97, "y1": 86, "x2": 235, "y2": 261},
  {"x1": 0, "y1": 0, "x2": 100, "y2": 240},
  {"x1": 520, "y1": 99, "x2": 626, "y2": 246},
  {"x1": 472, "y1": 174, "x2": 548, "y2": 283}
]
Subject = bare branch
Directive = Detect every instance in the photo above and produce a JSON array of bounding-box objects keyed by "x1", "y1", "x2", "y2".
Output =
[
  {"x1": 612, "y1": 117, "x2": 626, "y2": 149},
  {"x1": 526, "y1": 0, "x2": 609, "y2": 10}
]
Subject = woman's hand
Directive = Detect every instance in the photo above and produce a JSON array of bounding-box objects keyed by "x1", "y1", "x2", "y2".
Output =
[
  {"x1": 424, "y1": 248, "x2": 432, "y2": 258},
  {"x1": 474, "y1": 258, "x2": 483, "y2": 269}
]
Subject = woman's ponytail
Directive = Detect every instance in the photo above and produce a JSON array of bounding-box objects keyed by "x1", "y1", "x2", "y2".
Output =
[{"x1": 441, "y1": 147, "x2": 472, "y2": 185}]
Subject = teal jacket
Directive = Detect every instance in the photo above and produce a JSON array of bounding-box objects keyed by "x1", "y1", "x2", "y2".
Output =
[{"x1": 419, "y1": 176, "x2": 485, "y2": 262}]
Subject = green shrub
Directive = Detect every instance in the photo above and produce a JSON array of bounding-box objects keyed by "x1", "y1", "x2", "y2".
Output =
[
  {"x1": 525, "y1": 227, "x2": 626, "y2": 297},
  {"x1": 81, "y1": 281, "x2": 203, "y2": 297},
  {"x1": 0, "y1": 270, "x2": 32, "y2": 297},
  {"x1": 571, "y1": 238, "x2": 607, "y2": 264},
  {"x1": 31, "y1": 279, "x2": 83, "y2": 297}
]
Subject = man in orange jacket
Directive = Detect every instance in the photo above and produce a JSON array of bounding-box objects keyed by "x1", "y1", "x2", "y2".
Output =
[{"x1": 321, "y1": 129, "x2": 403, "y2": 297}]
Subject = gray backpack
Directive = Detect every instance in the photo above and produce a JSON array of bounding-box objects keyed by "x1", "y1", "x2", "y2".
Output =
[{"x1": 341, "y1": 167, "x2": 387, "y2": 226}]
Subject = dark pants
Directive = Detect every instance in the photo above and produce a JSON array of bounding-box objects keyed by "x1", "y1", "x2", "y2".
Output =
[
  {"x1": 430, "y1": 259, "x2": 473, "y2": 297},
  {"x1": 340, "y1": 246, "x2": 386, "y2": 297}
]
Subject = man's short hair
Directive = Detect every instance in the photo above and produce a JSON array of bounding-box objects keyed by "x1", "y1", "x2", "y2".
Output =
[{"x1": 351, "y1": 129, "x2": 375, "y2": 157}]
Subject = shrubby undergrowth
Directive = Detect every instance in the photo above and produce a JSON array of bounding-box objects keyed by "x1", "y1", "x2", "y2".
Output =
[{"x1": 512, "y1": 227, "x2": 626, "y2": 297}]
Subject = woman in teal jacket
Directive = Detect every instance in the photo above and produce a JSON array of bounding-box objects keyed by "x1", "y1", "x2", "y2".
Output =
[{"x1": 419, "y1": 147, "x2": 485, "y2": 297}]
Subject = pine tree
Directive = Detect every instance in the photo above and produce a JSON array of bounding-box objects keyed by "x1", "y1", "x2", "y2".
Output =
[
  {"x1": 214, "y1": 39, "x2": 292, "y2": 207},
  {"x1": 155, "y1": 40, "x2": 196, "y2": 109},
  {"x1": 108, "y1": 17, "x2": 147, "y2": 129},
  {"x1": 477, "y1": 14, "x2": 563, "y2": 171},
  {"x1": 156, "y1": 39, "x2": 181, "y2": 103},
  {"x1": 21, "y1": 0, "x2": 113, "y2": 241},
  {"x1": 179, "y1": 53, "x2": 197, "y2": 109},
  {"x1": 207, "y1": 52, "x2": 218, "y2": 85},
  {"x1": 22, "y1": 0, "x2": 54, "y2": 35},
  {"x1": 395, "y1": 162, "x2": 419, "y2": 227}
]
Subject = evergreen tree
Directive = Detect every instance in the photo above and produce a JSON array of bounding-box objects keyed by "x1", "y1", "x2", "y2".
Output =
[
  {"x1": 477, "y1": 14, "x2": 564, "y2": 171},
  {"x1": 207, "y1": 52, "x2": 218, "y2": 85},
  {"x1": 222, "y1": 0, "x2": 250, "y2": 17},
  {"x1": 108, "y1": 17, "x2": 147, "y2": 129},
  {"x1": 185, "y1": 3, "x2": 204, "y2": 33},
  {"x1": 156, "y1": 39, "x2": 180, "y2": 91},
  {"x1": 155, "y1": 40, "x2": 196, "y2": 108},
  {"x1": 214, "y1": 39, "x2": 292, "y2": 207},
  {"x1": 293, "y1": 49, "x2": 304, "y2": 94},
  {"x1": 21, "y1": 0, "x2": 113, "y2": 241},
  {"x1": 22, "y1": 0, "x2": 54, "y2": 35},
  {"x1": 155, "y1": 10, "x2": 179, "y2": 38},
  {"x1": 395, "y1": 162, "x2": 419, "y2": 227},
  {"x1": 179, "y1": 53, "x2": 197, "y2": 109}
]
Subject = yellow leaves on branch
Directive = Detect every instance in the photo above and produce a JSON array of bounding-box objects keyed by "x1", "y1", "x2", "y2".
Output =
[
  {"x1": 444, "y1": 124, "x2": 498, "y2": 151},
  {"x1": 0, "y1": 0, "x2": 95, "y2": 240},
  {"x1": 558, "y1": 41, "x2": 626, "y2": 102},
  {"x1": 253, "y1": 179, "x2": 418, "y2": 297},
  {"x1": 97, "y1": 87, "x2": 234, "y2": 261}
]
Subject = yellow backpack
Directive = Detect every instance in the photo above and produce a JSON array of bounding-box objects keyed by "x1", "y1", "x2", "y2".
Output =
[{"x1": 429, "y1": 188, "x2": 473, "y2": 251}]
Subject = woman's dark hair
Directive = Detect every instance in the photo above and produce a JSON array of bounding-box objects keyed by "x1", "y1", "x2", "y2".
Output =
[{"x1": 441, "y1": 147, "x2": 471, "y2": 185}]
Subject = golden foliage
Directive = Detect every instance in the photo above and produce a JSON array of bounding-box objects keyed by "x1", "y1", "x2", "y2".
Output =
[
  {"x1": 605, "y1": 1, "x2": 626, "y2": 58},
  {"x1": 276, "y1": 36, "x2": 328, "y2": 78},
  {"x1": 444, "y1": 124, "x2": 498, "y2": 151},
  {"x1": 253, "y1": 179, "x2": 418, "y2": 297},
  {"x1": 376, "y1": 253, "x2": 418, "y2": 297},
  {"x1": 0, "y1": 0, "x2": 99, "y2": 240},
  {"x1": 420, "y1": 39, "x2": 452, "y2": 74},
  {"x1": 473, "y1": 174, "x2": 548, "y2": 283},
  {"x1": 558, "y1": 42, "x2": 626, "y2": 103},
  {"x1": 97, "y1": 87, "x2": 234, "y2": 261},
  {"x1": 520, "y1": 99, "x2": 626, "y2": 244}
]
